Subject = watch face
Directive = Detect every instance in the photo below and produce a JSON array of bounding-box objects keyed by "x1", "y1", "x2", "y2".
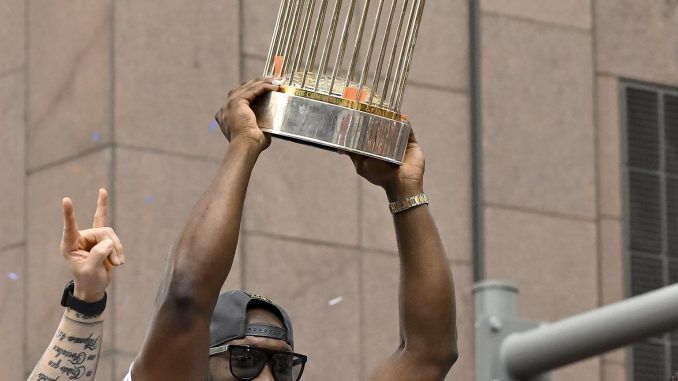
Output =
[{"x1": 61, "y1": 281, "x2": 75, "y2": 308}]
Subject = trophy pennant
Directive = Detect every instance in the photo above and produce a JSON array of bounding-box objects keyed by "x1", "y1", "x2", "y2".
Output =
[{"x1": 252, "y1": 0, "x2": 426, "y2": 164}]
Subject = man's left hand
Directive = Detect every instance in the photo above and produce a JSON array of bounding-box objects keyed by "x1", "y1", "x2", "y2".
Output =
[
  {"x1": 60, "y1": 188, "x2": 125, "y2": 302},
  {"x1": 346, "y1": 129, "x2": 425, "y2": 201}
]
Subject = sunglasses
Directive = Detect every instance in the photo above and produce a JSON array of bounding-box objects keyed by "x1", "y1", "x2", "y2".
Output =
[{"x1": 209, "y1": 344, "x2": 307, "y2": 381}]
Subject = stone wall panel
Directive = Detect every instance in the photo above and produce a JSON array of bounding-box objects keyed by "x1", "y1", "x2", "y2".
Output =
[
  {"x1": 27, "y1": 0, "x2": 112, "y2": 169},
  {"x1": 0, "y1": 0, "x2": 25, "y2": 73},
  {"x1": 0, "y1": 246, "x2": 25, "y2": 380},
  {"x1": 0, "y1": 73, "x2": 25, "y2": 248},
  {"x1": 481, "y1": 0, "x2": 592, "y2": 29},
  {"x1": 113, "y1": 147, "x2": 220, "y2": 354},
  {"x1": 482, "y1": 14, "x2": 595, "y2": 218},
  {"x1": 596, "y1": 0, "x2": 678, "y2": 86},
  {"x1": 115, "y1": 0, "x2": 240, "y2": 159}
]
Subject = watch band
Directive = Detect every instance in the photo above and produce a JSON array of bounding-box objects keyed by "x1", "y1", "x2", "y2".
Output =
[
  {"x1": 60, "y1": 280, "x2": 107, "y2": 316},
  {"x1": 389, "y1": 193, "x2": 429, "y2": 214}
]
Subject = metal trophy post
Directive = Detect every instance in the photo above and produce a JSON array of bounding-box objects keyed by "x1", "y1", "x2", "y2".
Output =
[{"x1": 252, "y1": 0, "x2": 426, "y2": 164}]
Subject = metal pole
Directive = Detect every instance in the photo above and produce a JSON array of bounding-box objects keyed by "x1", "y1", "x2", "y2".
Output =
[
  {"x1": 282, "y1": 0, "x2": 306, "y2": 77},
  {"x1": 290, "y1": 0, "x2": 317, "y2": 85},
  {"x1": 474, "y1": 280, "x2": 542, "y2": 381},
  {"x1": 369, "y1": 0, "x2": 398, "y2": 105},
  {"x1": 474, "y1": 280, "x2": 519, "y2": 318},
  {"x1": 264, "y1": 0, "x2": 290, "y2": 76},
  {"x1": 301, "y1": 0, "x2": 330, "y2": 88},
  {"x1": 280, "y1": 0, "x2": 304, "y2": 80},
  {"x1": 389, "y1": 0, "x2": 418, "y2": 108},
  {"x1": 328, "y1": 0, "x2": 357, "y2": 94},
  {"x1": 393, "y1": 0, "x2": 424, "y2": 109},
  {"x1": 501, "y1": 283, "x2": 678, "y2": 379},
  {"x1": 344, "y1": 0, "x2": 372, "y2": 88},
  {"x1": 379, "y1": 0, "x2": 409, "y2": 109},
  {"x1": 357, "y1": 0, "x2": 386, "y2": 103},
  {"x1": 315, "y1": 0, "x2": 344, "y2": 92}
]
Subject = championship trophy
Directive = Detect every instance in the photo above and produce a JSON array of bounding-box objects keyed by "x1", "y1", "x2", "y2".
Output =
[{"x1": 252, "y1": 0, "x2": 426, "y2": 164}]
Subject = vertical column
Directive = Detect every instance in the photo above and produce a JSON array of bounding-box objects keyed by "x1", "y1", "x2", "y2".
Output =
[
  {"x1": 25, "y1": 0, "x2": 115, "y2": 376},
  {"x1": 113, "y1": 1, "x2": 241, "y2": 378},
  {"x1": 0, "y1": 0, "x2": 26, "y2": 377},
  {"x1": 480, "y1": 1, "x2": 598, "y2": 379}
]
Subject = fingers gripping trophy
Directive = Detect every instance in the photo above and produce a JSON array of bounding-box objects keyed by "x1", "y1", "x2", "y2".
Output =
[{"x1": 252, "y1": 0, "x2": 426, "y2": 164}]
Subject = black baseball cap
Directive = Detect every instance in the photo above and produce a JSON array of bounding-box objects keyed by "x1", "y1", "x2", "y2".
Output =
[{"x1": 209, "y1": 290, "x2": 295, "y2": 349}]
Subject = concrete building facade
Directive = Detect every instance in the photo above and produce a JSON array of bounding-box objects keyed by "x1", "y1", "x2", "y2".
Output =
[{"x1": 1, "y1": 0, "x2": 677, "y2": 380}]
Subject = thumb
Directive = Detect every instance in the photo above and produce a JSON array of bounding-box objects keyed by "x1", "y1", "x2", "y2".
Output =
[{"x1": 85, "y1": 238, "x2": 119, "y2": 267}]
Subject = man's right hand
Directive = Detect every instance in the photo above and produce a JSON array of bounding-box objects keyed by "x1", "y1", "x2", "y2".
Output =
[
  {"x1": 215, "y1": 77, "x2": 281, "y2": 153},
  {"x1": 60, "y1": 188, "x2": 124, "y2": 303}
]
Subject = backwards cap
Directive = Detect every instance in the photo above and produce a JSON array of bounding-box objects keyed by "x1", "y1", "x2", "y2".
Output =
[{"x1": 209, "y1": 290, "x2": 294, "y2": 349}]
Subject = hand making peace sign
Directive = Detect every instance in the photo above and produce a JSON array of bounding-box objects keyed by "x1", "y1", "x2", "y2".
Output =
[{"x1": 60, "y1": 188, "x2": 125, "y2": 303}]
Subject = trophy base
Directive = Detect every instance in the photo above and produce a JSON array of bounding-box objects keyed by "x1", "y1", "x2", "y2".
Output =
[{"x1": 251, "y1": 90, "x2": 411, "y2": 165}]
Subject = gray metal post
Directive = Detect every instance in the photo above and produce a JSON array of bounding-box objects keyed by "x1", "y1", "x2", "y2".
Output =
[
  {"x1": 474, "y1": 280, "x2": 545, "y2": 381},
  {"x1": 501, "y1": 283, "x2": 678, "y2": 379},
  {"x1": 474, "y1": 280, "x2": 518, "y2": 318}
]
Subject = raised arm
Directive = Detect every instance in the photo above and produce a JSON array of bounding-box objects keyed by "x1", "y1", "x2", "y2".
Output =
[
  {"x1": 28, "y1": 189, "x2": 125, "y2": 381},
  {"x1": 132, "y1": 78, "x2": 279, "y2": 380},
  {"x1": 348, "y1": 131, "x2": 458, "y2": 381}
]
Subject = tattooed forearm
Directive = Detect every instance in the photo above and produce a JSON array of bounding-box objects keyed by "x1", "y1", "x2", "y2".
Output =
[{"x1": 28, "y1": 309, "x2": 103, "y2": 381}]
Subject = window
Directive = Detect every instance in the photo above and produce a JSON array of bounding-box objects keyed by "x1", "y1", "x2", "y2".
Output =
[{"x1": 623, "y1": 82, "x2": 678, "y2": 381}]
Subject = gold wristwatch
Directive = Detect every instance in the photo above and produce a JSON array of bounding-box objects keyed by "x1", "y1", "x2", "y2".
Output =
[{"x1": 389, "y1": 194, "x2": 429, "y2": 214}]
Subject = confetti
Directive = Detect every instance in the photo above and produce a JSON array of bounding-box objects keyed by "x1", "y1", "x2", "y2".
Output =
[
  {"x1": 8, "y1": 272, "x2": 18, "y2": 281},
  {"x1": 144, "y1": 195, "x2": 156, "y2": 204},
  {"x1": 91, "y1": 131, "x2": 101, "y2": 142},
  {"x1": 209, "y1": 119, "x2": 219, "y2": 132},
  {"x1": 328, "y1": 296, "x2": 343, "y2": 306}
]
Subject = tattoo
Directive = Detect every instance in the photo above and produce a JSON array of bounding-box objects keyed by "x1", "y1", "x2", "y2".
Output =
[
  {"x1": 37, "y1": 374, "x2": 60, "y2": 381},
  {"x1": 47, "y1": 346, "x2": 94, "y2": 379},
  {"x1": 60, "y1": 365, "x2": 86, "y2": 379},
  {"x1": 75, "y1": 311, "x2": 101, "y2": 320},
  {"x1": 63, "y1": 309, "x2": 104, "y2": 325},
  {"x1": 63, "y1": 315, "x2": 103, "y2": 325},
  {"x1": 66, "y1": 333, "x2": 99, "y2": 351},
  {"x1": 52, "y1": 345, "x2": 87, "y2": 365},
  {"x1": 32, "y1": 311, "x2": 103, "y2": 381},
  {"x1": 54, "y1": 331, "x2": 100, "y2": 348}
]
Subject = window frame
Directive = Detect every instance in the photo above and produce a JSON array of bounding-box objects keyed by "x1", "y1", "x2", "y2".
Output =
[{"x1": 621, "y1": 79, "x2": 678, "y2": 381}]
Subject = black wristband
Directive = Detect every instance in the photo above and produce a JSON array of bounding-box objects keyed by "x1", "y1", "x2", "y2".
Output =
[{"x1": 60, "y1": 280, "x2": 107, "y2": 316}]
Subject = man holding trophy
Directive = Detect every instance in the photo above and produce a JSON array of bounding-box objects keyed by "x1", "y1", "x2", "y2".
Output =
[
  {"x1": 127, "y1": 0, "x2": 458, "y2": 379},
  {"x1": 125, "y1": 75, "x2": 458, "y2": 380}
]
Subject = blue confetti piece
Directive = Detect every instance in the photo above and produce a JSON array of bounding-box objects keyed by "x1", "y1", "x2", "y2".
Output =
[
  {"x1": 91, "y1": 131, "x2": 101, "y2": 142},
  {"x1": 144, "y1": 195, "x2": 156, "y2": 204},
  {"x1": 209, "y1": 119, "x2": 219, "y2": 132},
  {"x1": 8, "y1": 272, "x2": 18, "y2": 281}
]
